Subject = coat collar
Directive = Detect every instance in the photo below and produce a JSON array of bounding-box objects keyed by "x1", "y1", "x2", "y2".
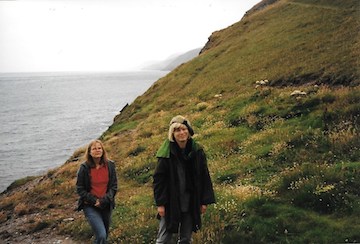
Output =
[{"x1": 156, "y1": 138, "x2": 202, "y2": 158}]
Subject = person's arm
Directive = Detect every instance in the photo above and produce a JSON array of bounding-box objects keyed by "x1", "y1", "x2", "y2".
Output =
[{"x1": 153, "y1": 158, "x2": 169, "y2": 212}]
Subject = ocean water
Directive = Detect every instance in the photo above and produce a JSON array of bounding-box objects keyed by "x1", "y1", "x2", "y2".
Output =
[{"x1": 0, "y1": 71, "x2": 168, "y2": 192}]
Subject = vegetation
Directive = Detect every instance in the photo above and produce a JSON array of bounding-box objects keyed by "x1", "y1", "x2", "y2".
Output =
[{"x1": 1, "y1": 0, "x2": 359, "y2": 243}]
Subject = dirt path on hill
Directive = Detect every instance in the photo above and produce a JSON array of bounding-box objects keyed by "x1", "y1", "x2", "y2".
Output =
[
  {"x1": 0, "y1": 210, "x2": 84, "y2": 244},
  {"x1": 0, "y1": 175, "x2": 85, "y2": 244},
  {"x1": 0, "y1": 217, "x2": 81, "y2": 244}
]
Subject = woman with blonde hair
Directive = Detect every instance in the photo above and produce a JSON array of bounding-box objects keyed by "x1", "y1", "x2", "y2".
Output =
[{"x1": 76, "y1": 140, "x2": 118, "y2": 244}]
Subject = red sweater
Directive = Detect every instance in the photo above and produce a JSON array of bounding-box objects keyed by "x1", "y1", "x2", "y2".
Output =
[{"x1": 90, "y1": 164, "x2": 109, "y2": 198}]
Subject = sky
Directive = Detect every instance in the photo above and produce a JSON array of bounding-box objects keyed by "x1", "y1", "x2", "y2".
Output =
[{"x1": 0, "y1": 0, "x2": 260, "y2": 72}]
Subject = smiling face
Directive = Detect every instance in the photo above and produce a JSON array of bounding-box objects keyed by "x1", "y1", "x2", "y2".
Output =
[
  {"x1": 90, "y1": 142, "x2": 103, "y2": 160},
  {"x1": 173, "y1": 124, "x2": 189, "y2": 145}
]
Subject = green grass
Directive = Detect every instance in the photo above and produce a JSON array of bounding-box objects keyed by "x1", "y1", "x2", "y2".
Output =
[
  {"x1": 93, "y1": 1, "x2": 360, "y2": 241},
  {"x1": 102, "y1": 120, "x2": 138, "y2": 139},
  {"x1": 79, "y1": 15, "x2": 360, "y2": 244}
]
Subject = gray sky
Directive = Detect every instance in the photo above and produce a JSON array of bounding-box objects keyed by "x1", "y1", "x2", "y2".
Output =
[{"x1": 0, "y1": 0, "x2": 260, "y2": 72}]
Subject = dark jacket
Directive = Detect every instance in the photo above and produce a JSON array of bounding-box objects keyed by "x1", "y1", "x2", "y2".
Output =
[
  {"x1": 153, "y1": 139, "x2": 216, "y2": 233},
  {"x1": 76, "y1": 160, "x2": 118, "y2": 211}
]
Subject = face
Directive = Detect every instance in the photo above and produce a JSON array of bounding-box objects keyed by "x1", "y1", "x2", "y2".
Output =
[
  {"x1": 90, "y1": 142, "x2": 103, "y2": 159},
  {"x1": 173, "y1": 124, "x2": 189, "y2": 144}
]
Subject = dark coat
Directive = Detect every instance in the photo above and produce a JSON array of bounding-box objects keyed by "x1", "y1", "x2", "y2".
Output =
[
  {"x1": 76, "y1": 160, "x2": 118, "y2": 211},
  {"x1": 153, "y1": 139, "x2": 216, "y2": 233}
]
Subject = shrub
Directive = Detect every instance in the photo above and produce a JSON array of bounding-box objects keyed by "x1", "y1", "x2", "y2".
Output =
[
  {"x1": 122, "y1": 159, "x2": 155, "y2": 184},
  {"x1": 229, "y1": 196, "x2": 360, "y2": 243},
  {"x1": 328, "y1": 121, "x2": 359, "y2": 161},
  {"x1": 30, "y1": 221, "x2": 50, "y2": 233},
  {"x1": 321, "y1": 93, "x2": 336, "y2": 104},
  {"x1": 127, "y1": 145, "x2": 146, "y2": 157},
  {"x1": 196, "y1": 102, "x2": 209, "y2": 111},
  {"x1": 268, "y1": 162, "x2": 360, "y2": 214},
  {"x1": 14, "y1": 203, "x2": 29, "y2": 216},
  {"x1": 59, "y1": 218, "x2": 93, "y2": 241},
  {"x1": 215, "y1": 169, "x2": 239, "y2": 184},
  {"x1": 0, "y1": 211, "x2": 7, "y2": 224}
]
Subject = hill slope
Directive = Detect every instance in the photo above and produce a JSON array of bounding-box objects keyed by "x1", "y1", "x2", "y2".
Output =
[
  {"x1": 1, "y1": 0, "x2": 359, "y2": 243},
  {"x1": 141, "y1": 48, "x2": 202, "y2": 71}
]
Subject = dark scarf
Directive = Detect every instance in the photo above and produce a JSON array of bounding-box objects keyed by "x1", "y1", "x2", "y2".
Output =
[{"x1": 174, "y1": 140, "x2": 195, "y2": 192}]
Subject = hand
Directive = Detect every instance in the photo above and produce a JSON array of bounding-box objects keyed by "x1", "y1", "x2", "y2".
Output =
[
  {"x1": 95, "y1": 199, "x2": 101, "y2": 208},
  {"x1": 157, "y1": 206, "x2": 165, "y2": 217},
  {"x1": 201, "y1": 205, "x2": 207, "y2": 214}
]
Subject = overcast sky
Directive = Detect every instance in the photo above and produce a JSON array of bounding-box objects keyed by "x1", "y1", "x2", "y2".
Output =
[{"x1": 0, "y1": 0, "x2": 260, "y2": 72}]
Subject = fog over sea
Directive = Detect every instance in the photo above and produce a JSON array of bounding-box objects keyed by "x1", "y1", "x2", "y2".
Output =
[{"x1": 0, "y1": 71, "x2": 168, "y2": 192}]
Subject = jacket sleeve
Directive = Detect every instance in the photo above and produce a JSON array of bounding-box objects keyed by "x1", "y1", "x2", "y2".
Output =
[
  {"x1": 153, "y1": 157, "x2": 169, "y2": 206},
  {"x1": 199, "y1": 150, "x2": 216, "y2": 205},
  {"x1": 100, "y1": 161, "x2": 118, "y2": 208},
  {"x1": 76, "y1": 164, "x2": 97, "y2": 206}
]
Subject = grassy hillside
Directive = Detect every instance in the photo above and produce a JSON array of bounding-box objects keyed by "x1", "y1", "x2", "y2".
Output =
[{"x1": 1, "y1": 0, "x2": 359, "y2": 243}]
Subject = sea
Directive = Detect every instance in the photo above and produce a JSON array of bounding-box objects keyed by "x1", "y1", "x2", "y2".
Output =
[{"x1": 0, "y1": 70, "x2": 168, "y2": 192}]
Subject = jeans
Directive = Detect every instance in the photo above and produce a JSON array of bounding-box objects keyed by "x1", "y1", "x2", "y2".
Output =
[
  {"x1": 156, "y1": 212, "x2": 193, "y2": 244},
  {"x1": 83, "y1": 206, "x2": 112, "y2": 244}
]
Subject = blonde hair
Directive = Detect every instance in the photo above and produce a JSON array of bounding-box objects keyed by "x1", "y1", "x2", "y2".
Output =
[{"x1": 84, "y1": 140, "x2": 108, "y2": 167}]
